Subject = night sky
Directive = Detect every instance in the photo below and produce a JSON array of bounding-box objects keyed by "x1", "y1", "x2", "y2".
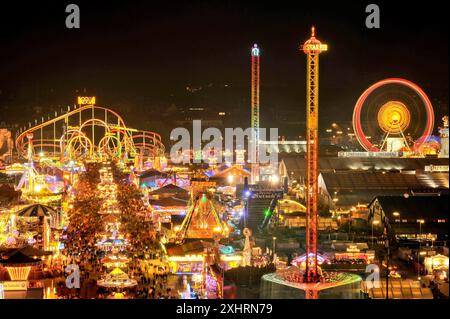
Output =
[{"x1": 0, "y1": 0, "x2": 448, "y2": 141}]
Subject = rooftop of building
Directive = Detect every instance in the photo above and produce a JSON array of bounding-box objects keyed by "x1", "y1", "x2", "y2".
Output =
[
  {"x1": 369, "y1": 195, "x2": 449, "y2": 220},
  {"x1": 281, "y1": 156, "x2": 449, "y2": 173}
]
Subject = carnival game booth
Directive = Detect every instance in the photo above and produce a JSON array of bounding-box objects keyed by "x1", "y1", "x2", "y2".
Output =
[
  {"x1": 0, "y1": 250, "x2": 43, "y2": 298},
  {"x1": 218, "y1": 245, "x2": 243, "y2": 270},
  {"x1": 166, "y1": 240, "x2": 213, "y2": 274},
  {"x1": 166, "y1": 240, "x2": 242, "y2": 299},
  {"x1": 166, "y1": 240, "x2": 243, "y2": 275},
  {"x1": 424, "y1": 254, "x2": 449, "y2": 280},
  {"x1": 330, "y1": 242, "x2": 375, "y2": 264}
]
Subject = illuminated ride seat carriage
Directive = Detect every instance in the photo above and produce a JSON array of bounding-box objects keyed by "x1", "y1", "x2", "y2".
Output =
[
  {"x1": 278, "y1": 255, "x2": 325, "y2": 284},
  {"x1": 277, "y1": 253, "x2": 363, "y2": 284},
  {"x1": 261, "y1": 250, "x2": 363, "y2": 298}
]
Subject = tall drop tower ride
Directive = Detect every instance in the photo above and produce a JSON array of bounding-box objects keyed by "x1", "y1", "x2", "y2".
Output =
[
  {"x1": 250, "y1": 44, "x2": 260, "y2": 183},
  {"x1": 302, "y1": 27, "x2": 327, "y2": 283}
]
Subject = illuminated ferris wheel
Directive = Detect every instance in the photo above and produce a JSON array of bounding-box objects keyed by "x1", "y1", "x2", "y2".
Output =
[{"x1": 352, "y1": 78, "x2": 435, "y2": 153}]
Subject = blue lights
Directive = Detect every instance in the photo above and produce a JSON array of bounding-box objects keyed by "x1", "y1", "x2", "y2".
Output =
[{"x1": 219, "y1": 245, "x2": 235, "y2": 254}]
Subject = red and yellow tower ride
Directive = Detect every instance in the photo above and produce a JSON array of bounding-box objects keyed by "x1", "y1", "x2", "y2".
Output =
[
  {"x1": 251, "y1": 44, "x2": 260, "y2": 183},
  {"x1": 301, "y1": 27, "x2": 327, "y2": 283}
]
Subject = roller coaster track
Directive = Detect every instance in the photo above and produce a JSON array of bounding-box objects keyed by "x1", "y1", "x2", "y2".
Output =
[{"x1": 15, "y1": 104, "x2": 165, "y2": 162}]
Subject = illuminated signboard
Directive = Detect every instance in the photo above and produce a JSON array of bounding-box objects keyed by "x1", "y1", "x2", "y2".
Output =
[
  {"x1": 77, "y1": 96, "x2": 96, "y2": 105},
  {"x1": 338, "y1": 151, "x2": 400, "y2": 158},
  {"x1": 247, "y1": 185, "x2": 283, "y2": 199},
  {"x1": 304, "y1": 43, "x2": 328, "y2": 51},
  {"x1": 191, "y1": 181, "x2": 216, "y2": 189},
  {"x1": 424, "y1": 165, "x2": 449, "y2": 172},
  {"x1": 0, "y1": 281, "x2": 28, "y2": 291}
]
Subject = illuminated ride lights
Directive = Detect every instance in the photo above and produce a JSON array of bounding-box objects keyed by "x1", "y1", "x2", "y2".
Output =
[
  {"x1": 301, "y1": 26, "x2": 327, "y2": 284},
  {"x1": 0, "y1": 251, "x2": 42, "y2": 281},
  {"x1": 250, "y1": 43, "x2": 260, "y2": 183},
  {"x1": 353, "y1": 78, "x2": 434, "y2": 153},
  {"x1": 15, "y1": 97, "x2": 165, "y2": 165}
]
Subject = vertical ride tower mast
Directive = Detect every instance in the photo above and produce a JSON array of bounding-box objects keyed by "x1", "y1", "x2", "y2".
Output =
[
  {"x1": 251, "y1": 44, "x2": 260, "y2": 183},
  {"x1": 302, "y1": 27, "x2": 327, "y2": 283}
]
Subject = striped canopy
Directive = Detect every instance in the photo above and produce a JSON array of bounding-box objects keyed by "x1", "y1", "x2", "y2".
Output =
[{"x1": 15, "y1": 204, "x2": 57, "y2": 218}]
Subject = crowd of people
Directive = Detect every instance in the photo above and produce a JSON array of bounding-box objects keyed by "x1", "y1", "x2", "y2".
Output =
[{"x1": 55, "y1": 161, "x2": 177, "y2": 299}]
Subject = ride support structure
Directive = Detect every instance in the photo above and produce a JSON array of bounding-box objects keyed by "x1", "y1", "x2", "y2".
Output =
[
  {"x1": 14, "y1": 97, "x2": 165, "y2": 165},
  {"x1": 250, "y1": 44, "x2": 260, "y2": 184},
  {"x1": 301, "y1": 27, "x2": 327, "y2": 283}
]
